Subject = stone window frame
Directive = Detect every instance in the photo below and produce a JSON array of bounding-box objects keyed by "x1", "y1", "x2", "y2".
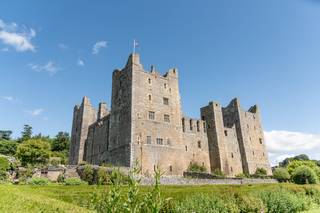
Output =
[
  {"x1": 164, "y1": 114, "x2": 170, "y2": 123},
  {"x1": 197, "y1": 141, "x2": 201, "y2": 149},
  {"x1": 156, "y1": 138, "x2": 163, "y2": 145},
  {"x1": 163, "y1": 97, "x2": 169, "y2": 105},
  {"x1": 147, "y1": 136, "x2": 152, "y2": 144},
  {"x1": 148, "y1": 111, "x2": 155, "y2": 120}
]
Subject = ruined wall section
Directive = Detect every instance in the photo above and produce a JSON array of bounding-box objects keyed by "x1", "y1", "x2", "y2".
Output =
[
  {"x1": 182, "y1": 117, "x2": 211, "y2": 173},
  {"x1": 69, "y1": 97, "x2": 97, "y2": 165}
]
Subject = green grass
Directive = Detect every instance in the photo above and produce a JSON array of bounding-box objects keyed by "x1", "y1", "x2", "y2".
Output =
[{"x1": 0, "y1": 183, "x2": 319, "y2": 212}]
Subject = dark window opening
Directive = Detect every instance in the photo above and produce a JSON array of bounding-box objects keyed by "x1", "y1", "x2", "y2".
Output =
[
  {"x1": 231, "y1": 153, "x2": 234, "y2": 158},
  {"x1": 164, "y1": 114, "x2": 170, "y2": 123},
  {"x1": 224, "y1": 130, "x2": 228, "y2": 136},
  {"x1": 259, "y1": 138, "x2": 263, "y2": 144},
  {"x1": 148, "y1": 95, "x2": 151, "y2": 101},
  {"x1": 149, "y1": 111, "x2": 155, "y2": 120},
  {"x1": 169, "y1": 165, "x2": 172, "y2": 172},
  {"x1": 156, "y1": 138, "x2": 163, "y2": 145},
  {"x1": 197, "y1": 141, "x2": 201, "y2": 149},
  {"x1": 148, "y1": 78, "x2": 151, "y2": 84},
  {"x1": 185, "y1": 145, "x2": 188, "y2": 151},
  {"x1": 147, "y1": 136, "x2": 151, "y2": 144},
  {"x1": 190, "y1": 119, "x2": 193, "y2": 131},
  {"x1": 196, "y1": 121, "x2": 200, "y2": 132},
  {"x1": 182, "y1": 118, "x2": 185, "y2": 132},
  {"x1": 163, "y1": 97, "x2": 169, "y2": 105}
]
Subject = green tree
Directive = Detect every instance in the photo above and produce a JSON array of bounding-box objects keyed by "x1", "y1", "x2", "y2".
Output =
[
  {"x1": 51, "y1": 132, "x2": 70, "y2": 152},
  {"x1": 0, "y1": 140, "x2": 18, "y2": 156},
  {"x1": 279, "y1": 154, "x2": 310, "y2": 167},
  {"x1": 20, "y1": 125, "x2": 33, "y2": 142},
  {"x1": 0, "y1": 130, "x2": 12, "y2": 140},
  {"x1": 287, "y1": 160, "x2": 320, "y2": 179},
  {"x1": 16, "y1": 139, "x2": 51, "y2": 166},
  {"x1": 291, "y1": 166, "x2": 318, "y2": 184},
  {"x1": 273, "y1": 168, "x2": 290, "y2": 182}
]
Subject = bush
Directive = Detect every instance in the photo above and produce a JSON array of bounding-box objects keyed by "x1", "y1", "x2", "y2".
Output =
[
  {"x1": 259, "y1": 189, "x2": 311, "y2": 213},
  {"x1": 97, "y1": 167, "x2": 109, "y2": 185},
  {"x1": 0, "y1": 170, "x2": 8, "y2": 182},
  {"x1": 187, "y1": 162, "x2": 207, "y2": 173},
  {"x1": 235, "y1": 173, "x2": 248, "y2": 178},
  {"x1": 273, "y1": 168, "x2": 290, "y2": 182},
  {"x1": 305, "y1": 187, "x2": 320, "y2": 205},
  {"x1": 81, "y1": 164, "x2": 94, "y2": 184},
  {"x1": 0, "y1": 140, "x2": 18, "y2": 156},
  {"x1": 212, "y1": 169, "x2": 225, "y2": 177},
  {"x1": 57, "y1": 174, "x2": 65, "y2": 183},
  {"x1": 252, "y1": 167, "x2": 268, "y2": 178},
  {"x1": 64, "y1": 178, "x2": 86, "y2": 186},
  {"x1": 0, "y1": 156, "x2": 10, "y2": 171},
  {"x1": 291, "y1": 166, "x2": 318, "y2": 184},
  {"x1": 287, "y1": 160, "x2": 320, "y2": 178},
  {"x1": 27, "y1": 177, "x2": 49, "y2": 185},
  {"x1": 16, "y1": 139, "x2": 51, "y2": 166},
  {"x1": 234, "y1": 193, "x2": 266, "y2": 213}
]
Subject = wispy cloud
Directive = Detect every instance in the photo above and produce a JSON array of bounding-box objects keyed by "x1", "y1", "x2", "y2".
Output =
[
  {"x1": 0, "y1": 19, "x2": 36, "y2": 52},
  {"x1": 28, "y1": 61, "x2": 59, "y2": 75},
  {"x1": 265, "y1": 130, "x2": 320, "y2": 166},
  {"x1": 1, "y1": 96, "x2": 14, "y2": 101},
  {"x1": 58, "y1": 43, "x2": 67, "y2": 50},
  {"x1": 92, "y1": 41, "x2": 107, "y2": 54},
  {"x1": 77, "y1": 58, "x2": 85, "y2": 66},
  {"x1": 24, "y1": 108, "x2": 44, "y2": 116}
]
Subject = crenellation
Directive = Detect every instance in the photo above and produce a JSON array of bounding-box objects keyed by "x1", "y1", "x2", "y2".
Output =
[{"x1": 69, "y1": 54, "x2": 271, "y2": 176}]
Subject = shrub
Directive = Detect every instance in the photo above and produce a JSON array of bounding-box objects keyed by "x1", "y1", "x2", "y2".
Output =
[
  {"x1": 305, "y1": 187, "x2": 320, "y2": 205},
  {"x1": 0, "y1": 170, "x2": 8, "y2": 182},
  {"x1": 187, "y1": 162, "x2": 207, "y2": 173},
  {"x1": 291, "y1": 166, "x2": 318, "y2": 184},
  {"x1": 49, "y1": 157, "x2": 61, "y2": 166},
  {"x1": 212, "y1": 169, "x2": 225, "y2": 177},
  {"x1": 234, "y1": 193, "x2": 266, "y2": 213},
  {"x1": 64, "y1": 178, "x2": 86, "y2": 186},
  {"x1": 82, "y1": 164, "x2": 94, "y2": 184},
  {"x1": 16, "y1": 139, "x2": 51, "y2": 166},
  {"x1": 97, "y1": 167, "x2": 109, "y2": 185},
  {"x1": 57, "y1": 174, "x2": 65, "y2": 183},
  {"x1": 27, "y1": 177, "x2": 49, "y2": 185},
  {"x1": 287, "y1": 160, "x2": 320, "y2": 178},
  {"x1": 252, "y1": 167, "x2": 268, "y2": 178},
  {"x1": 259, "y1": 189, "x2": 311, "y2": 213},
  {"x1": 235, "y1": 173, "x2": 248, "y2": 178},
  {"x1": 0, "y1": 156, "x2": 10, "y2": 171},
  {"x1": 0, "y1": 140, "x2": 18, "y2": 156},
  {"x1": 273, "y1": 168, "x2": 290, "y2": 182}
]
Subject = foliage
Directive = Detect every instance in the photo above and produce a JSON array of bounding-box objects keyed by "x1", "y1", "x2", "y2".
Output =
[
  {"x1": 97, "y1": 167, "x2": 109, "y2": 185},
  {"x1": 0, "y1": 170, "x2": 8, "y2": 182},
  {"x1": 27, "y1": 177, "x2": 50, "y2": 185},
  {"x1": 51, "y1": 132, "x2": 70, "y2": 152},
  {"x1": 92, "y1": 167, "x2": 171, "y2": 213},
  {"x1": 235, "y1": 173, "x2": 248, "y2": 178},
  {"x1": 279, "y1": 154, "x2": 310, "y2": 167},
  {"x1": 57, "y1": 174, "x2": 65, "y2": 183},
  {"x1": 287, "y1": 160, "x2": 320, "y2": 179},
  {"x1": 16, "y1": 139, "x2": 51, "y2": 166},
  {"x1": 291, "y1": 166, "x2": 318, "y2": 184},
  {"x1": 212, "y1": 168, "x2": 225, "y2": 177},
  {"x1": 0, "y1": 140, "x2": 18, "y2": 156},
  {"x1": 64, "y1": 178, "x2": 86, "y2": 186},
  {"x1": 20, "y1": 124, "x2": 33, "y2": 142},
  {"x1": 82, "y1": 164, "x2": 94, "y2": 184},
  {"x1": 273, "y1": 168, "x2": 290, "y2": 182},
  {"x1": 0, "y1": 130, "x2": 12, "y2": 140},
  {"x1": 0, "y1": 156, "x2": 10, "y2": 171},
  {"x1": 51, "y1": 151, "x2": 68, "y2": 164},
  {"x1": 49, "y1": 157, "x2": 61, "y2": 166},
  {"x1": 234, "y1": 193, "x2": 266, "y2": 213},
  {"x1": 187, "y1": 162, "x2": 207, "y2": 173},
  {"x1": 259, "y1": 189, "x2": 312, "y2": 213},
  {"x1": 17, "y1": 164, "x2": 34, "y2": 183}
]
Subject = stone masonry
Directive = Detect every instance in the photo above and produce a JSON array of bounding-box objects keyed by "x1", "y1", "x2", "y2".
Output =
[{"x1": 69, "y1": 54, "x2": 272, "y2": 176}]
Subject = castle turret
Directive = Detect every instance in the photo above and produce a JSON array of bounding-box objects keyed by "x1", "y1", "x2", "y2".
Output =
[
  {"x1": 98, "y1": 102, "x2": 109, "y2": 120},
  {"x1": 69, "y1": 96, "x2": 97, "y2": 165}
]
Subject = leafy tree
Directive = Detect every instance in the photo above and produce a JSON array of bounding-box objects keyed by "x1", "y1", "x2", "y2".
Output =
[
  {"x1": 0, "y1": 130, "x2": 12, "y2": 140},
  {"x1": 287, "y1": 160, "x2": 320, "y2": 179},
  {"x1": 16, "y1": 139, "x2": 51, "y2": 166},
  {"x1": 51, "y1": 132, "x2": 70, "y2": 152},
  {"x1": 279, "y1": 154, "x2": 310, "y2": 167},
  {"x1": 0, "y1": 140, "x2": 18, "y2": 156},
  {"x1": 273, "y1": 168, "x2": 290, "y2": 182},
  {"x1": 20, "y1": 125, "x2": 33, "y2": 142},
  {"x1": 293, "y1": 154, "x2": 310, "y2": 161},
  {"x1": 291, "y1": 166, "x2": 318, "y2": 184}
]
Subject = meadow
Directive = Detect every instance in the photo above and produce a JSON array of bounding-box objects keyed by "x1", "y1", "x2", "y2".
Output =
[{"x1": 0, "y1": 183, "x2": 320, "y2": 213}]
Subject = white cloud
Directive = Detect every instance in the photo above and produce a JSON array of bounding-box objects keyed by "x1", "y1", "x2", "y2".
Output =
[
  {"x1": 265, "y1": 130, "x2": 320, "y2": 166},
  {"x1": 77, "y1": 58, "x2": 85, "y2": 66},
  {"x1": 1, "y1": 96, "x2": 14, "y2": 101},
  {"x1": 0, "y1": 19, "x2": 36, "y2": 52},
  {"x1": 58, "y1": 43, "x2": 67, "y2": 50},
  {"x1": 28, "y1": 61, "x2": 59, "y2": 75},
  {"x1": 25, "y1": 108, "x2": 44, "y2": 116},
  {"x1": 92, "y1": 41, "x2": 107, "y2": 54}
]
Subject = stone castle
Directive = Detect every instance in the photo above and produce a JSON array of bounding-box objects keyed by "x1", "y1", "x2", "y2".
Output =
[{"x1": 69, "y1": 54, "x2": 272, "y2": 176}]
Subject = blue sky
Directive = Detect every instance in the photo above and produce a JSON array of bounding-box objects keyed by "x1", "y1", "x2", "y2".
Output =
[{"x1": 1, "y1": 0, "x2": 320, "y2": 165}]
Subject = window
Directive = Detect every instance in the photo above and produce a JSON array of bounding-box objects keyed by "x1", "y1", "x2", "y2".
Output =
[
  {"x1": 196, "y1": 121, "x2": 200, "y2": 132},
  {"x1": 197, "y1": 141, "x2": 201, "y2": 149},
  {"x1": 148, "y1": 78, "x2": 151, "y2": 84},
  {"x1": 224, "y1": 130, "x2": 228, "y2": 136},
  {"x1": 163, "y1": 97, "x2": 169, "y2": 105},
  {"x1": 190, "y1": 119, "x2": 193, "y2": 130},
  {"x1": 148, "y1": 95, "x2": 152, "y2": 101},
  {"x1": 185, "y1": 145, "x2": 188, "y2": 151},
  {"x1": 147, "y1": 136, "x2": 152, "y2": 144},
  {"x1": 149, "y1": 111, "x2": 155, "y2": 120},
  {"x1": 169, "y1": 165, "x2": 172, "y2": 172},
  {"x1": 164, "y1": 83, "x2": 167, "y2": 89},
  {"x1": 231, "y1": 153, "x2": 234, "y2": 158},
  {"x1": 253, "y1": 151, "x2": 255, "y2": 156},
  {"x1": 203, "y1": 122, "x2": 206, "y2": 132},
  {"x1": 259, "y1": 138, "x2": 263, "y2": 144},
  {"x1": 167, "y1": 138, "x2": 171, "y2": 145},
  {"x1": 182, "y1": 118, "x2": 185, "y2": 132},
  {"x1": 164, "y1": 114, "x2": 170, "y2": 122},
  {"x1": 230, "y1": 167, "x2": 233, "y2": 172},
  {"x1": 156, "y1": 138, "x2": 163, "y2": 145}
]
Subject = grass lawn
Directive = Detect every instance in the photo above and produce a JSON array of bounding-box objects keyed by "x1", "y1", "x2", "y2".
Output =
[{"x1": 0, "y1": 183, "x2": 319, "y2": 212}]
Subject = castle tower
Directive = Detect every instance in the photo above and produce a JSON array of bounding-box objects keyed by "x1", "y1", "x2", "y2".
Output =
[{"x1": 69, "y1": 96, "x2": 97, "y2": 165}]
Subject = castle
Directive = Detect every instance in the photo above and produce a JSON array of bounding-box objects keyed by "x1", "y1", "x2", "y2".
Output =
[{"x1": 69, "y1": 54, "x2": 272, "y2": 176}]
